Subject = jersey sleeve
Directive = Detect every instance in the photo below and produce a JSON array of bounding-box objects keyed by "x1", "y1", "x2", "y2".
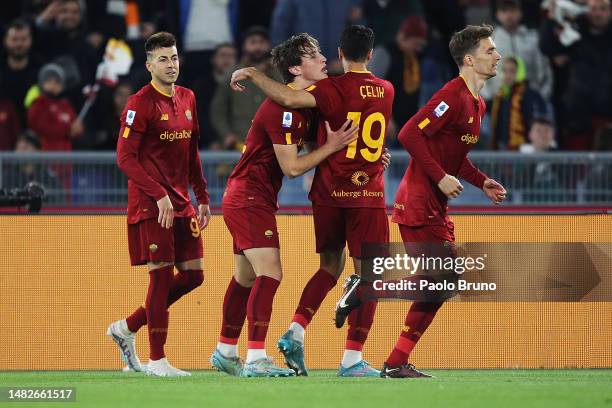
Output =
[
  {"x1": 306, "y1": 78, "x2": 342, "y2": 118},
  {"x1": 116, "y1": 95, "x2": 167, "y2": 201},
  {"x1": 457, "y1": 156, "x2": 488, "y2": 189},
  {"x1": 408, "y1": 90, "x2": 460, "y2": 138},
  {"x1": 397, "y1": 90, "x2": 461, "y2": 183},
  {"x1": 264, "y1": 107, "x2": 306, "y2": 146}
]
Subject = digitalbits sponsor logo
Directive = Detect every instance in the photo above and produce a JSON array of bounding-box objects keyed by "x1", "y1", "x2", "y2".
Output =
[
  {"x1": 159, "y1": 130, "x2": 192, "y2": 141},
  {"x1": 460, "y1": 133, "x2": 479, "y2": 144}
]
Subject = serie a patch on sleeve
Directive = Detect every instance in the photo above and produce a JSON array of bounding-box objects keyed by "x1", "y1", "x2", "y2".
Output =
[
  {"x1": 282, "y1": 111, "x2": 293, "y2": 128},
  {"x1": 433, "y1": 101, "x2": 449, "y2": 118},
  {"x1": 126, "y1": 110, "x2": 136, "y2": 126}
]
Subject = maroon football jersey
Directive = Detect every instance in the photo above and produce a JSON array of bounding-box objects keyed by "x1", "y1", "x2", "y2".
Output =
[
  {"x1": 392, "y1": 76, "x2": 488, "y2": 227},
  {"x1": 117, "y1": 82, "x2": 209, "y2": 224},
  {"x1": 222, "y1": 98, "x2": 315, "y2": 210},
  {"x1": 307, "y1": 71, "x2": 394, "y2": 208}
]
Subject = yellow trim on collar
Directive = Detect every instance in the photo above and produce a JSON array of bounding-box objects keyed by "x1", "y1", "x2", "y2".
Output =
[
  {"x1": 459, "y1": 75, "x2": 478, "y2": 100},
  {"x1": 150, "y1": 81, "x2": 174, "y2": 97}
]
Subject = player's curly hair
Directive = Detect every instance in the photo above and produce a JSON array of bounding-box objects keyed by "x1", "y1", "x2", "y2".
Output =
[
  {"x1": 449, "y1": 24, "x2": 494, "y2": 68},
  {"x1": 271, "y1": 33, "x2": 321, "y2": 84},
  {"x1": 145, "y1": 32, "x2": 177, "y2": 60}
]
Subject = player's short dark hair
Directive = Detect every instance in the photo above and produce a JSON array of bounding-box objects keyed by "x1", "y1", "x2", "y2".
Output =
[
  {"x1": 145, "y1": 32, "x2": 177, "y2": 60},
  {"x1": 339, "y1": 25, "x2": 375, "y2": 62},
  {"x1": 449, "y1": 24, "x2": 494, "y2": 68},
  {"x1": 271, "y1": 33, "x2": 321, "y2": 84}
]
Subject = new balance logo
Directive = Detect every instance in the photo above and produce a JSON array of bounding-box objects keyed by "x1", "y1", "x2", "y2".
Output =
[{"x1": 160, "y1": 114, "x2": 169, "y2": 121}]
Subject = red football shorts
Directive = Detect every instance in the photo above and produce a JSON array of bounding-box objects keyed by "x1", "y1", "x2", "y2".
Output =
[
  {"x1": 223, "y1": 206, "x2": 280, "y2": 254},
  {"x1": 312, "y1": 204, "x2": 389, "y2": 258},
  {"x1": 398, "y1": 219, "x2": 455, "y2": 243},
  {"x1": 398, "y1": 218, "x2": 456, "y2": 258},
  {"x1": 127, "y1": 216, "x2": 203, "y2": 265}
]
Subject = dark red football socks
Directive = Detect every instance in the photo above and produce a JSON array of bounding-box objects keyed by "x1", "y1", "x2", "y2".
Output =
[
  {"x1": 346, "y1": 296, "x2": 378, "y2": 351},
  {"x1": 246, "y1": 275, "x2": 280, "y2": 350},
  {"x1": 385, "y1": 301, "x2": 444, "y2": 367},
  {"x1": 292, "y1": 268, "x2": 338, "y2": 328},
  {"x1": 219, "y1": 277, "x2": 252, "y2": 343},
  {"x1": 126, "y1": 269, "x2": 204, "y2": 333},
  {"x1": 145, "y1": 265, "x2": 174, "y2": 361}
]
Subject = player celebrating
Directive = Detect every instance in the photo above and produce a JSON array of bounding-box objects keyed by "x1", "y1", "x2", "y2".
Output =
[
  {"x1": 211, "y1": 33, "x2": 359, "y2": 377},
  {"x1": 377, "y1": 24, "x2": 506, "y2": 378},
  {"x1": 107, "y1": 32, "x2": 211, "y2": 377},
  {"x1": 231, "y1": 25, "x2": 394, "y2": 377}
]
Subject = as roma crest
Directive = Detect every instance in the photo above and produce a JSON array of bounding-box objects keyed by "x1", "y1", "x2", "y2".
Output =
[{"x1": 185, "y1": 109, "x2": 192, "y2": 121}]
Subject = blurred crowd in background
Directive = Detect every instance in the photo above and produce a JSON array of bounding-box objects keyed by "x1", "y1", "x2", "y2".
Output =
[{"x1": 0, "y1": 0, "x2": 611, "y2": 159}]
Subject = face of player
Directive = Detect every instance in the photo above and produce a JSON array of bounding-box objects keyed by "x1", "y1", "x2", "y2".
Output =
[
  {"x1": 57, "y1": 1, "x2": 81, "y2": 31},
  {"x1": 298, "y1": 49, "x2": 328, "y2": 83},
  {"x1": 146, "y1": 46, "x2": 180, "y2": 86},
  {"x1": 502, "y1": 59, "x2": 517, "y2": 86},
  {"x1": 496, "y1": 7, "x2": 522, "y2": 31},
  {"x1": 468, "y1": 37, "x2": 501, "y2": 79},
  {"x1": 588, "y1": 0, "x2": 611, "y2": 30},
  {"x1": 4, "y1": 27, "x2": 32, "y2": 59}
]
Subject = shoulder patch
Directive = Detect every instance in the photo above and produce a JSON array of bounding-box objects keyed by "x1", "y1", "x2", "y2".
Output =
[
  {"x1": 433, "y1": 101, "x2": 449, "y2": 118},
  {"x1": 126, "y1": 110, "x2": 136, "y2": 126},
  {"x1": 282, "y1": 111, "x2": 293, "y2": 128}
]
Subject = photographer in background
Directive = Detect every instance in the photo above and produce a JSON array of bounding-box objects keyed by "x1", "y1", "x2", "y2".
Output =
[{"x1": 540, "y1": 0, "x2": 612, "y2": 150}]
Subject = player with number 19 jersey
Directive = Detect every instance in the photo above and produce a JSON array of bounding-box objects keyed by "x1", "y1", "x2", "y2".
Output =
[
  {"x1": 306, "y1": 71, "x2": 394, "y2": 257},
  {"x1": 308, "y1": 71, "x2": 393, "y2": 208}
]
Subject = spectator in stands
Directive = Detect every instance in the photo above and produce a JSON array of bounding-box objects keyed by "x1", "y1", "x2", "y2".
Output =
[
  {"x1": 362, "y1": 0, "x2": 424, "y2": 47},
  {"x1": 27, "y1": 63, "x2": 82, "y2": 151},
  {"x1": 180, "y1": 0, "x2": 233, "y2": 87},
  {"x1": 269, "y1": 0, "x2": 362, "y2": 74},
  {"x1": 34, "y1": 0, "x2": 98, "y2": 99},
  {"x1": 210, "y1": 26, "x2": 281, "y2": 150},
  {"x1": 370, "y1": 15, "x2": 450, "y2": 145},
  {"x1": 540, "y1": 0, "x2": 612, "y2": 150},
  {"x1": 88, "y1": 80, "x2": 133, "y2": 150},
  {"x1": 0, "y1": 19, "x2": 42, "y2": 128},
  {"x1": 519, "y1": 116, "x2": 564, "y2": 202},
  {"x1": 0, "y1": 76, "x2": 22, "y2": 151},
  {"x1": 482, "y1": 0, "x2": 553, "y2": 102},
  {"x1": 9, "y1": 130, "x2": 61, "y2": 203},
  {"x1": 191, "y1": 43, "x2": 238, "y2": 149},
  {"x1": 490, "y1": 56, "x2": 549, "y2": 150},
  {"x1": 520, "y1": 116, "x2": 557, "y2": 153}
]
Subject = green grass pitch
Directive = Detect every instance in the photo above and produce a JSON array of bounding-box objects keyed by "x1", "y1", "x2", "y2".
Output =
[{"x1": 1, "y1": 370, "x2": 611, "y2": 408}]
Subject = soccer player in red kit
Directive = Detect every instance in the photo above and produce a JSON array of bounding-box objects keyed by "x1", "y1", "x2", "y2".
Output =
[
  {"x1": 106, "y1": 32, "x2": 211, "y2": 377},
  {"x1": 378, "y1": 24, "x2": 507, "y2": 378},
  {"x1": 231, "y1": 25, "x2": 394, "y2": 377},
  {"x1": 211, "y1": 33, "x2": 358, "y2": 377}
]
